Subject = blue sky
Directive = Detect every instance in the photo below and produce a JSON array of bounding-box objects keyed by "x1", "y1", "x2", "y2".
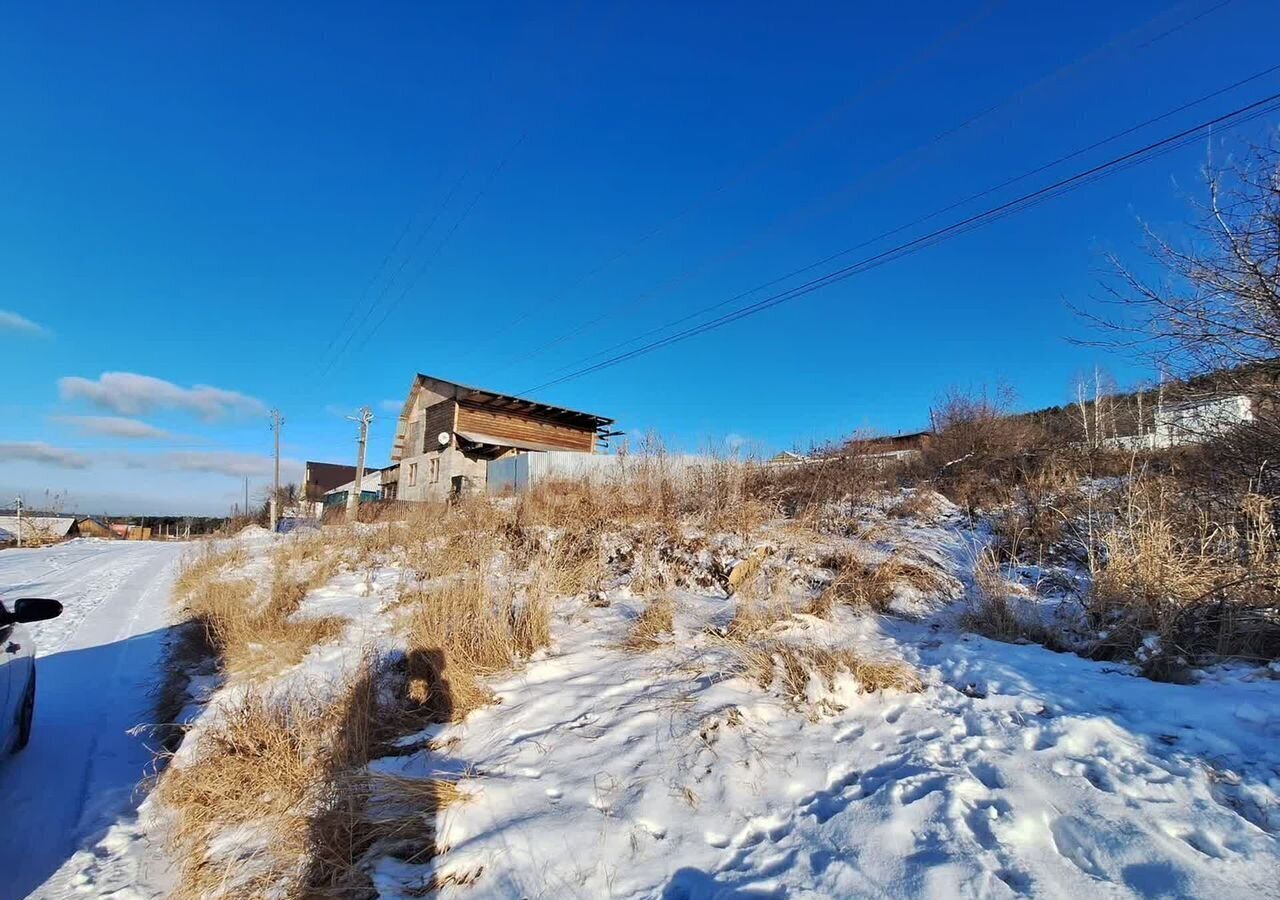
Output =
[{"x1": 3, "y1": 0, "x2": 1279, "y2": 514}]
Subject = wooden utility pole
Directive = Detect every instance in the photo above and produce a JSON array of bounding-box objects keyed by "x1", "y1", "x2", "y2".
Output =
[
  {"x1": 269, "y1": 409, "x2": 283, "y2": 532},
  {"x1": 13, "y1": 495, "x2": 22, "y2": 548},
  {"x1": 346, "y1": 407, "x2": 373, "y2": 521}
]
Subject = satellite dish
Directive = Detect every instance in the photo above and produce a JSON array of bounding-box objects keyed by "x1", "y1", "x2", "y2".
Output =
[{"x1": 438, "y1": 432, "x2": 451, "y2": 446}]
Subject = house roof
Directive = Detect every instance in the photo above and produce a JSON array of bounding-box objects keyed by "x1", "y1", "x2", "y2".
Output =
[
  {"x1": 393, "y1": 373, "x2": 615, "y2": 459},
  {"x1": 410, "y1": 373, "x2": 612, "y2": 428},
  {"x1": 0, "y1": 516, "x2": 76, "y2": 539},
  {"x1": 324, "y1": 469, "x2": 384, "y2": 497},
  {"x1": 304, "y1": 461, "x2": 360, "y2": 494}
]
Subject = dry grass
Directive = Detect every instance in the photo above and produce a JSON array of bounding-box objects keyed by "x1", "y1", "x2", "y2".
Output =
[
  {"x1": 624, "y1": 594, "x2": 675, "y2": 651},
  {"x1": 807, "y1": 551, "x2": 954, "y2": 619},
  {"x1": 1088, "y1": 479, "x2": 1280, "y2": 676},
  {"x1": 401, "y1": 575, "x2": 551, "y2": 722},
  {"x1": 732, "y1": 639, "x2": 923, "y2": 706},
  {"x1": 170, "y1": 538, "x2": 347, "y2": 683},
  {"x1": 158, "y1": 691, "x2": 325, "y2": 898},
  {"x1": 157, "y1": 658, "x2": 461, "y2": 899},
  {"x1": 962, "y1": 548, "x2": 1059, "y2": 647}
]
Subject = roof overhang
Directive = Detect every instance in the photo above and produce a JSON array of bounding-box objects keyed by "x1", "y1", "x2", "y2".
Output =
[
  {"x1": 392, "y1": 373, "x2": 615, "y2": 460},
  {"x1": 455, "y1": 430, "x2": 573, "y2": 454}
]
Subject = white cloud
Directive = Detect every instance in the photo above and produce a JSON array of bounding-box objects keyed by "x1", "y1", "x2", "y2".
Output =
[
  {"x1": 380, "y1": 398, "x2": 403, "y2": 413},
  {"x1": 138, "y1": 450, "x2": 303, "y2": 481},
  {"x1": 50, "y1": 415, "x2": 181, "y2": 441},
  {"x1": 58, "y1": 372, "x2": 266, "y2": 421},
  {"x1": 0, "y1": 441, "x2": 90, "y2": 469},
  {"x1": 0, "y1": 310, "x2": 49, "y2": 336}
]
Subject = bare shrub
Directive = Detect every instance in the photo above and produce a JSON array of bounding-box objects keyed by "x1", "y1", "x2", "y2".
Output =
[
  {"x1": 753, "y1": 441, "x2": 888, "y2": 527},
  {"x1": 991, "y1": 463, "x2": 1087, "y2": 563},
  {"x1": 922, "y1": 385, "x2": 1044, "y2": 513}
]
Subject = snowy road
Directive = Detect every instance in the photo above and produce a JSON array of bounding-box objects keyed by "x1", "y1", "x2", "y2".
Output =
[{"x1": 0, "y1": 539, "x2": 185, "y2": 899}]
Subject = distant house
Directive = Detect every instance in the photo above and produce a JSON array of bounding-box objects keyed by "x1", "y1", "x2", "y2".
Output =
[
  {"x1": 323, "y1": 468, "x2": 384, "y2": 510},
  {"x1": 302, "y1": 461, "x2": 360, "y2": 516},
  {"x1": 379, "y1": 464, "x2": 400, "y2": 502},
  {"x1": 0, "y1": 514, "x2": 77, "y2": 545},
  {"x1": 847, "y1": 430, "x2": 930, "y2": 462},
  {"x1": 389, "y1": 374, "x2": 614, "y2": 501},
  {"x1": 768, "y1": 450, "x2": 809, "y2": 465},
  {"x1": 75, "y1": 516, "x2": 115, "y2": 539}
]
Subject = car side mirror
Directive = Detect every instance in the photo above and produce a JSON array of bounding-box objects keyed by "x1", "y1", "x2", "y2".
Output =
[{"x1": 11, "y1": 598, "x2": 63, "y2": 624}]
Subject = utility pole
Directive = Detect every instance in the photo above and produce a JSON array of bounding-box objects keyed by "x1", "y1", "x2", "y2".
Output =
[
  {"x1": 13, "y1": 496, "x2": 22, "y2": 548},
  {"x1": 269, "y1": 409, "x2": 283, "y2": 532},
  {"x1": 346, "y1": 407, "x2": 373, "y2": 522},
  {"x1": 243, "y1": 476, "x2": 249, "y2": 521}
]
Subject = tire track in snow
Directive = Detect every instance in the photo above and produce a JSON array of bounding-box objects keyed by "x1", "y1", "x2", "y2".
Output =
[{"x1": 0, "y1": 540, "x2": 185, "y2": 899}]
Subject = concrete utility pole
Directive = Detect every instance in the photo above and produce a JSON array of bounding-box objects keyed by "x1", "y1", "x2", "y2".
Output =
[
  {"x1": 13, "y1": 496, "x2": 22, "y2": 548},
  {"x1": 346, "y1": 407, "x2": 373, "y2": 522},
  {"x1": 269, "y1": 409, "x2": 283, "y2": 532}
]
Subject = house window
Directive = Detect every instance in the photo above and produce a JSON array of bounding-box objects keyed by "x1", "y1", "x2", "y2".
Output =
[
  {"x1": 429, "y1": 457, "x2": 440, "y2": 483},
  {"x1": 407, "y1": 463, "x2": 418, "y2": 487}
]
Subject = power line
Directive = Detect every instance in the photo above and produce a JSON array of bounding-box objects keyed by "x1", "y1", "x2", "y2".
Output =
[
  {"x1": 335, "y1": 136, "x2": 526, "y2": 369},
  {"x1": 531, "y1": 62, "x2": 1280, "y2": 383},
  {"x1": 320, "y1": 168, "x2": 471, "y2": 373},
  {"x1": 483, "y1": 0, "x2": 1009, "y2": 346},
  {"x1": 521, "y1": 89, "x2": 1280, "y2": 394},
  {"x1": 317, "y1": 162, "x2": 446, "y2": 364},
  {"x1": 320, "y1": 3, "x2": 616, "y2": 377},
  {"x1": 504, "y1": 0, "x2": 1240, "y2": 369},
  {"x1": 319, "y1": 169, "x2": 472, "y2": 376}
]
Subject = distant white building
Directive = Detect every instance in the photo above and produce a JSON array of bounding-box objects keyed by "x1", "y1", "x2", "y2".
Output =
[
  {"x1": 0, "y1": 515, "x2": 76, "y2": 545},
  {"x1": 1154, "y1": 394, "x2": 1253, "y2": 446},
  {"x1": 1094, "y1": 394, "x2": 1254, "y2": 452}
]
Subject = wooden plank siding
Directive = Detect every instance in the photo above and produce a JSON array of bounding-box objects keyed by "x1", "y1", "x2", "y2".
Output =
[
  {"x1": 417, "y1": 400, "x2": 458, "y2": 455},
  {"x1": 455, "y1": 401, "x2": 596, "y2": 452}
]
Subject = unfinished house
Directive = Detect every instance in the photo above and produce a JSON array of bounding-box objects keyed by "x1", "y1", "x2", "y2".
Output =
[{"x1": 389, "y1": 374, "x2": 613, "y2": 501}]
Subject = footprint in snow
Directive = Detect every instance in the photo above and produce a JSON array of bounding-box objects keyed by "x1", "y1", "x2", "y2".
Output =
[{"x1": 1049, "y1": 817, "x2": 1109, "y2": 880}]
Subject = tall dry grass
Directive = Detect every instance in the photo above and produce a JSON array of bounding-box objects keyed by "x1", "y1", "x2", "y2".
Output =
[
  {"x1": 400, "y1": 575, "x2": 551, "y2": 722},
  {"x1": 158, "y1": 656, "x2": 459, "y2": 899},
  {"x1": 1089, "y1": 479, "x2": 1280, "y2": 677}
]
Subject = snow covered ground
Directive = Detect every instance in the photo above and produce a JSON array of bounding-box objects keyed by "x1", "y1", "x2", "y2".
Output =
[
  {"x1": 8, "y1": 508, "x2": 1279, "y2": 900},
  {"x1": 0, "y1": 539, "x2": 184, "y2": 899},
  {"x1": 175, "y1": 510, "x2": 1280, "y2": 899},
  {"x1": 419, "y1": 605, "x2": 1279, "y2": 898}
]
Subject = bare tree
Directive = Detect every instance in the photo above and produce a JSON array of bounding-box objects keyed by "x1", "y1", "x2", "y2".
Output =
[
  {"x1": 1086, "y1": 139, "x2": 1280, "y2": 481},
  {"x1": 1090, "y1": 140, "x2": 1280, "y2": 373}
]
